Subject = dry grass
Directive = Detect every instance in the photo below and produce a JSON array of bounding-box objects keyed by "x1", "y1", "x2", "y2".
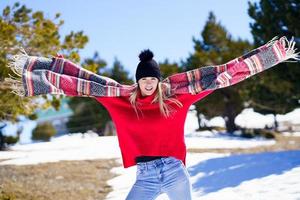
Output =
[{"x1": 0, "y1": 159, "x2": 119, "y2": 200}]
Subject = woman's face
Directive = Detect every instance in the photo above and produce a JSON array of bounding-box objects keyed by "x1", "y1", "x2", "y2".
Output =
[{"x1": 138, "y1": 77, "x2": 159, "y2": 96}]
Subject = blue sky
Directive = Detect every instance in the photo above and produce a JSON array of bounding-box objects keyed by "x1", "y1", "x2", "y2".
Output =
[{"x1": 1, "y1": 0, "x2": 258, "y2": 79}]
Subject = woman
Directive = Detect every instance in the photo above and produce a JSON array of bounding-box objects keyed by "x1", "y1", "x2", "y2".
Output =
[
  {"x1": 5, "y1": 36, "x2": 299, "y2": 199},
  {"x1": 96, "y1": 49, "x2": 211, "y2": 199}
]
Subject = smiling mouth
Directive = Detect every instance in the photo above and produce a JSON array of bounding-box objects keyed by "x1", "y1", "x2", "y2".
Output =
[{"x1": 145, "y1": 87, "x2": 153, "y2": 91}]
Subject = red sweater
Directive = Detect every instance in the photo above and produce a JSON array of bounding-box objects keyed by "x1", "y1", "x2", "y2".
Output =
[{"x1": 95, "y1": 90, "x2": 213, "y2": 168}]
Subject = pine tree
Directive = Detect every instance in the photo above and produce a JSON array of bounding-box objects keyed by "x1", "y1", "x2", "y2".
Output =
[
  {"x1": 159, "y1": 58, "x2": 182, "y2": 78},
  {"x1": 183, "y1": 12, "x2": 253, "y2": 133},
  {"x1": 0, "y1": 3, "x2": 88, "y2": 122},
  {"x1": 0, "y1": 3, "x2": 88, "y2": 148},
  {"x1": 248, "y1": 0, "x2": 300, "y2": 127},
  {"x1": 103, "y1": 58, "x2": 134, "y2": 85}
]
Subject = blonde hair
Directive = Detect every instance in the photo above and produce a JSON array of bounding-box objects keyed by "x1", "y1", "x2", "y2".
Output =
[{"x1": 129, "y1": 82, "x2": 183, "y2": 118}]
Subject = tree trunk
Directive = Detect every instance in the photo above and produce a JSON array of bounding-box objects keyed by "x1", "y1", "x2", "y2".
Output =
[
  {"x1": 103, "y1": 121, "x2": 116, "y2": 136},
  {"x1": 0, "y1": 124, "x2": 7, "y2": 150},
  {"x1": 196, "y1": 109, "x2": 202, "y2": 131},
  {"x1": 0, "y1": 131, "x2": 5, "y2": 151},
  {"x1": 223, "y1": 103, "x2": 238, "y2": 134},
  {"x1": 273, "y1": 114, "x2": 278, "y2": 131},
  {"x1": 0, "y1": 132, "x2": 4, "y2": 150}
]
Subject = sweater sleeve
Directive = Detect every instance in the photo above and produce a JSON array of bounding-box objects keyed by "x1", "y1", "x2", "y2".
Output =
[
  {"x1": 162, "y1": 36, "x2": 299, "y2": 96},
  {"x1": 5, "y1": 53, "x2": 136, "y2": 97}
]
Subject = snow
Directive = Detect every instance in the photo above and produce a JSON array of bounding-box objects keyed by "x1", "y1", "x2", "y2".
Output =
[
  {"x1": 105, "y1": 142, "x2": 300, "y2": 200},
  {"x1": 1, "y1": 107, "x2": 300, "y2": 199},
  {"x1": 1, "y1": 133, "x2": 300, "y2": 199},
  {"x1": 277, "y1": 108, "x2": 300, "y2": 124},
  {"x1": 0, "y1": 133, "x2": 121, "y2": 165},
  {"x1": 197, "y1": 166, "x2": 300, "y2": 200},
  {"x1": 208, "y1": 116, "x2": 225, "y2": 127},
  {"x1": 0, "y1": 132, "x2": 272, "y2": 166},
  {"x1": 189, "y1": 151, "x2": 300, "y2": 200},
  {"x1": 185, "y1": 134, "x2": 275, "y2": 149},
  {"x1": 235, "y1": 108, "x2": 275, "y2": 129},
  {"x1": 282, "y1": 131, "x2": 300, "y2": 137},
  {"x1": 185, "y1": 107, "x2": 300, "y2": 132}
]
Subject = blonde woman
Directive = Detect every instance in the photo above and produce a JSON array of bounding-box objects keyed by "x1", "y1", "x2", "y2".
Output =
[{"x1": 5, "y1": 36, "x2": 299, "y2": 199}]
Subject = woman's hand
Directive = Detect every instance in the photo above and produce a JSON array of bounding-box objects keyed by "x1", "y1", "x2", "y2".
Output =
[{"x1": 55, "y1": 53, "x2": 64, "y2": 59}]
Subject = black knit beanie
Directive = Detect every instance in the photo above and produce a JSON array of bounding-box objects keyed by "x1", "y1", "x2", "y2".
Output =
[{"x1": 135, "y1": 49, "x2": 162, "y2": 83}]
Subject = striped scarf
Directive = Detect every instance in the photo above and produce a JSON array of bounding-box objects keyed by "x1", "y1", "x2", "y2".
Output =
[{"x1": 5, "y1": 36, "x2": 299, "y2": 97}]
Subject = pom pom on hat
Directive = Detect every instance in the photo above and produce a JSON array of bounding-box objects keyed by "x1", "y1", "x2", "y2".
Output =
[{"x1": 139, "y1": 49, "x2": 154, "y2": 62}]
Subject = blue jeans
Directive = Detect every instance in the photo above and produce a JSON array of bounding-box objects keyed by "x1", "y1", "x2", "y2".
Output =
[{"x1": 126, "y1": 156, "x2": 192, "y2": 200}]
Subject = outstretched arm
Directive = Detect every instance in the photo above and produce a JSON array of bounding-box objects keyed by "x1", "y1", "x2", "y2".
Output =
[
  {"x1": 162, "y1": 36, "x2": 299, "y2": 96},
  {"x1": 5, "y1": 51, "x2": 136, "y2": 97}
]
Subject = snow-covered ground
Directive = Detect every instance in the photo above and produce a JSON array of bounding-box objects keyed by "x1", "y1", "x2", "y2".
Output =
[
  {"x1": 185, "y1": 131, "x2": 275, "y2": 149},
  {"x1": 1, "y1": 107, "x2": 300, "y2": 199},
  {"x1": 3, "y1": 107, "x2": 300, "y2": 144},
  {"x1": 108, "y1": 150, "x2": 300, "y2": 200},
  {"x1": 1, "y1": 133, "x2": 300, "y2": 199},
  {"x1": 0, "y1": 131, "x2": 275, "y2": 166}
]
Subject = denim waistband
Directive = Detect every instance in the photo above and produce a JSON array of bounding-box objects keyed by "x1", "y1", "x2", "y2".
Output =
[{"x1": 136, "y1": 156, "x2": 178, "y2": 169}]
